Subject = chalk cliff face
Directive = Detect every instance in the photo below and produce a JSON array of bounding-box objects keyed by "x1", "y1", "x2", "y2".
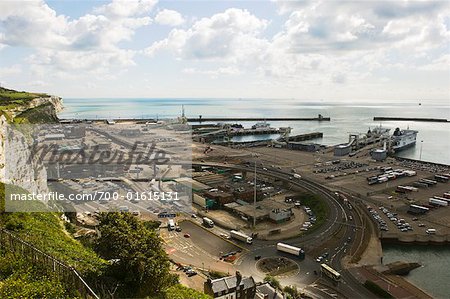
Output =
[
  {"x1": 0, "y1": 119, "x2": 48, "y2": 195},
  {"x1": 6, "y1": 95, "x2": 63, "y2": 120},
  {"x1": 0, "y1": 95, "x2": 62, "y2": 196}
]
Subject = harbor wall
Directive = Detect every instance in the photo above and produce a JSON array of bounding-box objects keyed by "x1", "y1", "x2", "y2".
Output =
[
  {"x1": 374, "y1": 116, "x2": 449, "y2": 122},
  {"x1": 380, "y1": 234, "x2": 450, "y2": 245}
]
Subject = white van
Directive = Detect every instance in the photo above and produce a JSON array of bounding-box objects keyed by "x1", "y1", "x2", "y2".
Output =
[{"x1": 426, "y1": 228, "x2": 436, "y2": 234}]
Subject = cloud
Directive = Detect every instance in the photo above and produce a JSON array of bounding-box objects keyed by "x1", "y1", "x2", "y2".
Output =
[
  {"x1": 93, "y1": 0, "x2": 157, "y2": 18},
  {"x1": 182, "y1": 66, "x2": 240, "y2": 78},
  {"x1": 145, "y1": 8, "x2": 269, "y2": 60},
  {"x1": 257, "y1": 0, "x2": 450, "y2": 85},
  {"x1": 0, "y1": 0, "x2": 155, "y2": 73},
  {"x1": 0, "y1": 64, "x2": 22, "y2": 78},
  {"x1": 155, "y1": 9, "x2": 185, "y2": 26}
]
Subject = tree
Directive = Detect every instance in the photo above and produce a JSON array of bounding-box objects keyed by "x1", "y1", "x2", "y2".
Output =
[
  {"x1": 163, "y1": 284, "x2": 212, "y2": 299},
  {"x1": 95, "y1": 212, "x2": 177, "y2": 298},
  {"x1": 263, "y1": 275, "x2": 281, "y2": 290},
  {"x1": 284, "y1": 285, "x2": 303, "y2": 299}
]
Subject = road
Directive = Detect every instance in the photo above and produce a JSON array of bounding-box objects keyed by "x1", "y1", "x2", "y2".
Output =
[{"x1": 190, "y1": 162, "x2": 376, "y2": 298}]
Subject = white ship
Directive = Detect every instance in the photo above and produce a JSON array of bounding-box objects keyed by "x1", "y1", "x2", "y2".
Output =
[
  {"x1": 392, "y1": 127, "x2": 418, "y2": 152},
  {"x1": 251, "y1": 121, "x2": 271, "y2": 130}
]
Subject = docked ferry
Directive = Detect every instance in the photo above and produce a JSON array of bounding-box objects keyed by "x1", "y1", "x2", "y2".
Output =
[{"x1": 392, "y1": 127, "x2": 418, "y2": 152}]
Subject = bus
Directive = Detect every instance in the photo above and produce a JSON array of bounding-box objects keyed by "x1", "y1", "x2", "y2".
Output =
[{"x1": 321, "y1": 264, "x2": 341, "y2": 282}]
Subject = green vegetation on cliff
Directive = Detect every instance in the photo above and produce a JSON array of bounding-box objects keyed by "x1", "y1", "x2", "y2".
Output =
[
  {"x1": 0, "y1": 87, "x2": 56, "y2": 123},
  {"x1": 0, "y1": 183, "x2": 105, "y2": 298},
  {"x1": 1, "y1": 183, "x2": 207, "y2": 298},
  {"x1": 13, "y1": 102, "x2": 59, "y2": 123},
  {"x1": 0, "y1": 87, "x2": 47, "y2": 104}
]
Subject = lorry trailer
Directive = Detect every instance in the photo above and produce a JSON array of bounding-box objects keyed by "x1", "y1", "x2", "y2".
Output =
[
  {"x1": 230, "y1": 230, "x2": 253, "y2": 244},
  {"x1": 276, "y1": 243, "x2": 305, "y2": 259},
  {"x1": 429, "y1": 198, "x2": 448, "y2": 207}
]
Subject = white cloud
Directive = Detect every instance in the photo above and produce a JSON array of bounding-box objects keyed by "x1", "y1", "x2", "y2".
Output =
[
  {"x1": 0, "y1": 0, "x2": 70, "y2": 49},
  {"x1": 93, "y1": 0, "x2": 157, "y2": 18},
  {"x1": 155, "y1": 9, "x2": 185, "y2": 26},
  {"x1": 0, "y1": 0, "x2": 155, "y2": 74},
  {"x1": 0, "y1": 64, "x2": 22, "y2": 78},
  {"x1": 182, "y1": 66, "x2": 240, "y2": 78},
  {"x1": 145, "y1": 8, "x2": 269, "y2": 60}
]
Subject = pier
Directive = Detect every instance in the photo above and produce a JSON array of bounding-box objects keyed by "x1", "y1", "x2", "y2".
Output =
[
  {"x1": 283, "y1": 132, "x2": 323, "y2": 142},
  {"x1": 374, "y1": 117, "x2": 449, "y2": 123},
  {"x1": 188, "y1": 114, "x2": 330, "y2": 122}
]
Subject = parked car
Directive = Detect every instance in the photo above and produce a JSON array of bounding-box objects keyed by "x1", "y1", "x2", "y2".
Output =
[{"x1": 186, "y1": 270, "x2": 197, "y2": 277}]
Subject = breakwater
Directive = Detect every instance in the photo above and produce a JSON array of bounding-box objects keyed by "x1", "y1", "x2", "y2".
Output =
[
  {"x1": 188, "y1": 116, "x2": 330, "y2": 122},
  {"x1": 374, "y1": 117, "x2": 449, "y2": 122}
]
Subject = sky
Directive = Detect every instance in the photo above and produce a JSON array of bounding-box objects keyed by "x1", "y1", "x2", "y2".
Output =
[{"x1": 0, "y1": 0, "x2": 449, "y2": 101}]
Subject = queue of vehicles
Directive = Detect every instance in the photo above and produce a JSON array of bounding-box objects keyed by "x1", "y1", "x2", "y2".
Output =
[{"x1": 367, "y1": 168, "x2": 416, "y2": 185}]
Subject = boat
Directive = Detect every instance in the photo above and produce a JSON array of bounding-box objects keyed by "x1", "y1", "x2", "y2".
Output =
[
  {"x1": 392, "y1": 127, "x2": 418, "y2": 152},
  {"x1": 368, "y1": 125, "x2": 390, "y2": 137},
  {"x1": 251, "y1": 121, "x2": 271, "y2": 130}
]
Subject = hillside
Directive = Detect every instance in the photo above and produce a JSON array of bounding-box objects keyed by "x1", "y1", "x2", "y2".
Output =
[
  {"x1": 0, "y1": 183, "x2": 107, "y2": 298},
  {"x1": 0, "y1": 87, "x2": 62, "y2": 123},
  {"x1": 0, "y1": 87, "x2": 210, "y2": 298}
]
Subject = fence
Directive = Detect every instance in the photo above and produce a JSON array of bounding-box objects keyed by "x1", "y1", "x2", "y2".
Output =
[{"x1": 0, "y1": 227, "x2": 99, "y2": 299}]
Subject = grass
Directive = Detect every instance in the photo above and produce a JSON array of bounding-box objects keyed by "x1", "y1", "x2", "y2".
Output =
[
  {"x1": 0, "y1": 183, "x2": 107, "y2": 276},
  {"x1": 12, "y1": 102, "x2": 58, "y2": 123},
  {"x1": 0, "y1": 183, "x2": 106, "y2": 298},
  {"x1": 0, "y1": 87, "x2": 54, "y2": 123},
  {"x1": 0, "y1": 87, "x2": 47, "y2": 104},
  {"x1": 296, "y1": 193, "x2": 329, "y2": 235},
  {"x1": 208, "y1": 270, "x2": 229, "y2": 279}
]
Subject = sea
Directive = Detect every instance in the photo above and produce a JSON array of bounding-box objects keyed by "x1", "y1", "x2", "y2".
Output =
[
  {"x1": 382, "y1": 244, "x2": 450, "y2": 299},
  {"x1": 59, "y1": 98, "x2": 450, "y2": 297}
]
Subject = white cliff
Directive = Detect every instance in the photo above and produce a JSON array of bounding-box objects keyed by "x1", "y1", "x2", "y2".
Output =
[{"x1": 0, "y1": 95, "x2": 63, "y2": 196}]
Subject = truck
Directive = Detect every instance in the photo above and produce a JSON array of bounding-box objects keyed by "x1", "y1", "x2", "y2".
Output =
[
  {"x1": 276, "y1": 243, "x2": 305, "y2": 259},
  {"x1": 168, "y1": 219, "x2": 175, "y2": 231},
  {"x1": 202, "y1": 217, "x2": 214, "y2": 228},
  {"x1": 230, "y1": 230, "x2": 253, "y2": 244}
]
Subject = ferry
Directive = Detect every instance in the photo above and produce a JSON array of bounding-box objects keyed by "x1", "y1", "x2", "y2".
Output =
[{"x1": 392, "y1": 127, "x2": 418, "y2": 152}]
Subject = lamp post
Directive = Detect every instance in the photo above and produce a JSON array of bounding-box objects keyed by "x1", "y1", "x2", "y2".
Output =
[{"x1": 419, "y1": 140, "x2": 423, "y2": 160}]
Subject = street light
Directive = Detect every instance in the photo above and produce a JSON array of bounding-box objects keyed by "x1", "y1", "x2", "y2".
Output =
[{"x1": 419, "y1": 140, "x2": 423, "y2": 160}]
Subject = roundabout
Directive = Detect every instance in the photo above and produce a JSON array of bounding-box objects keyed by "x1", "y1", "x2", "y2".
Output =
[{"x1": 256, "y1": 256, "x2": 299, "y2": 277}]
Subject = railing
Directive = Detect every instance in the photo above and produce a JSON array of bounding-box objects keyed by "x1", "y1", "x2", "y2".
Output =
[{"x1": 0, "y1": 227, "x2": 99, "y2": 299}]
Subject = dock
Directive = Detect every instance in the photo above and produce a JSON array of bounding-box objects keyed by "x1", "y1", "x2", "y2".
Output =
[{"x1": 374, "y1": 117, "x2": 449, "y2": 123}]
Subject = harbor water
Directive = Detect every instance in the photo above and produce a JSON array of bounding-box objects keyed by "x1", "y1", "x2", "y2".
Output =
[
  {"x1": 59, "y1": 98, "x2": 450, "y2": 165},
  {"x1": 382, "y1": 244, "x2": 450, "y2": 299}
]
